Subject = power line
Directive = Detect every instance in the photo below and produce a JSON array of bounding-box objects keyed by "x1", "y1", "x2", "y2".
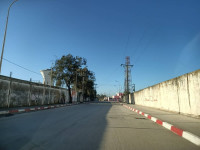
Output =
[
  {"x1": 134, "y1": 26, "x2": 159, "y2": 64},
  {"x1": 103, "y1": 65, "x2": 121, "y2": 81},
  {"x1": 123, "y1": 30, "x2": 132, "y2": 57},
  {"x1": 132, "y1": 24, "x2": 150, "y2": 62},
  {"x1": 3, "y1": 58, "x2": 41, "y2": 76}
]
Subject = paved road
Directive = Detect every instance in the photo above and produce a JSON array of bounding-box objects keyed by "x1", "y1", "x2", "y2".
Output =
[{"x1": 0, "y1": 102, "x2": 199, "y2": 150}]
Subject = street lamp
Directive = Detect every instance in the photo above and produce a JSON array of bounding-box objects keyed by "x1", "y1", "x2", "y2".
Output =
[{"x1": 0, "y1": 0, "x2": 18, "y2": 74}]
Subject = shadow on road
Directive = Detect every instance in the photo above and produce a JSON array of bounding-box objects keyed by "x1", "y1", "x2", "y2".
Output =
[{"x1": 0, "y1": 102, "x2": 112, "y2": 150}]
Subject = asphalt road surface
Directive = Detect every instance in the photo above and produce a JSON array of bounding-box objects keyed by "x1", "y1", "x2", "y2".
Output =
[{"x1": 0, "y1": 102, "x2": 199, "y2": 150}]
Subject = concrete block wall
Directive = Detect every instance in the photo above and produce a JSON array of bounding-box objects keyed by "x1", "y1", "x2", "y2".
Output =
[
  {"x1": 0, "y1": 75, "x2": 69, "y2": 108},
  {"x1": 134, "y1": 69, "x2": 200, "y2": 117}
]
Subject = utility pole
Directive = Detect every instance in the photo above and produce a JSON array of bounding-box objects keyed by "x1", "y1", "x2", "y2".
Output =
[
  {"x1": 75, "y1": 70, "x2": 78, "y2": 102},
  {"x1": 82, "y1": 76, "x2": 85, "y2": 101},
  {"x1": 78, "y1": 69, "x2": 86, "y2": 102},
  {"x1": 50, "y1": 63, "x2": 53, "y2": 86},
  {"x1": 94, "y1": 83, "x2": 97, "y2": 100},
  {"x1": 76, "y1": 71, "x2": 78, "y2": 92},
  {"x1": 121, "y1": 56, "x2": 133, "y2": 103},
  {"x1": 0, "y1": 0, "x2": 18, "y2": 74},
  {"x1": 48, "y1": 63, "x2": 53, "y2": 104}
]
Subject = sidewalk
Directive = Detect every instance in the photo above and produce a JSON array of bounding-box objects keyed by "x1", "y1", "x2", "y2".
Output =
[
  {"x1": 123, "y1": 104, "x2": 200, "y2": 146},
  {"x1": 130, "y1": 104, "x2": 200, "y2": 137}
]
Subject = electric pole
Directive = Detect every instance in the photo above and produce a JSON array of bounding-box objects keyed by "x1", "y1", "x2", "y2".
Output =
[
  {"x1": 121, "y1": 56, "x2": 133, "y2": 103},
  {"x1": 94, "y1": 83, "x2": 97, "y2": 100},
  {"x1": 79, "y1": 69, "x2": 86, "y2": 102}
]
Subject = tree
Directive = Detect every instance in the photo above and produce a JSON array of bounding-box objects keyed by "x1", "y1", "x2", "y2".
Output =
[
  {"x1": 81, "y1": 68, "x2": 96, "y2": 100},
  {"x1": 97, "y1": 94, "x2": 107, "y2": 101},
  {"x1": 73, "y1": 67, "x2": 96, "y2": 101},
  {"x1": 52, "y1": 54, "x2": 86, "y2": 103}
]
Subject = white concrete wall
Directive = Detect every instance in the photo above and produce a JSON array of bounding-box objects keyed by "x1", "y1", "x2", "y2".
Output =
[
  {"x1": 134, "y1": 69, "x2": 200, "y2": 117},
  {"x1": 187, "y1": 70, "x2": 200, "y2": 116},
  {"x1": 129, "y1": 94, "x2": 132, "y2": 104},
  {"x1": 129, "y1": 93, "x2": 135, "y2": 104},
  {"x1": 0, "y1": 75, "x2": 69, "y2": 108}
]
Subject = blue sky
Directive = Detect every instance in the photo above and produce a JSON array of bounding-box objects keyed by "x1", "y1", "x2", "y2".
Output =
[{"x1": 0, "y1": 0, "x2": 200, "y2": 96}]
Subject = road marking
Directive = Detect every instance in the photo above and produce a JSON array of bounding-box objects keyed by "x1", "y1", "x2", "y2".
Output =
[
  {"x1": 0, "y1": 111, "x2": 9, "y2": 114},
  {"x1": 163, "y1": 122, "x2": 172, "y2": 130},
  {"x1": 156, "y1": 119, "x2": 163, "y2": 125},
  {"x1": 183, "y1": 131, "x2": 200, "y2": 146},
  {"x1": 123, "y1": 104, "x2": 200, "y2": 146},
  {"x1": 147, "y1": 115, "x2": 151, "y2": 119},
  {"x1": 25, "y1": 109, "x2": 30, "y2": 112},
  {"x1": 171, "y1": 126, "x2": 183, "y2": 136},
  {"x1": 151, "y1": 117, "x2": 157, "y2": 122},
  {"x1": 0, "y1": 103, "x2": 80, "y2": 118},
  {"x1": 18, "y1": 109, "x2": 25, "y2": 112},
  {"x1": 9, "y1": 110, "x2": 18, "y2": 113}
]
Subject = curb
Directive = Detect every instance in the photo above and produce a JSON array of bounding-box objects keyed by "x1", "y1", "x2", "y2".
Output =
[
  {"x1": 0, "y1": 103, "x2": 80, "y2": 116},
  {"x1": 123, "y1": 104, "x2": 200, "y2": 146}
]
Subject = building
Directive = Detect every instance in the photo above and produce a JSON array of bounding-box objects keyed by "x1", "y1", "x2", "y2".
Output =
[
  {"x1": 116, "y1": 93, "x2": 123, "y2": 98},
  {"x1": 110, "y1": 93, "x2": 123, "y2": 102},
  {"x1": 40, "y1": 69, "x2": 53, "y2": 86}
]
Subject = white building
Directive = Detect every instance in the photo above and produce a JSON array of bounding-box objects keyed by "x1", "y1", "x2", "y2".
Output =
[{"x1": 40, "y1": 69, "x2": 53, "y2": 86}]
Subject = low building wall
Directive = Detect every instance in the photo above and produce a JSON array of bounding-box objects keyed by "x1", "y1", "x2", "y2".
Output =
[
  {"x1": 134, "y1": 69, "x2": 200, "y2": 117},
  {"x1": 0, "y1": 75, "x2": 69, "y2": 108}
]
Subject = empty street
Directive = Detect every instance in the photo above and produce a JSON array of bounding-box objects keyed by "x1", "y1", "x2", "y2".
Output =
[{"x1": 0, "y1": 102, "x2": 199, "y2": 150}]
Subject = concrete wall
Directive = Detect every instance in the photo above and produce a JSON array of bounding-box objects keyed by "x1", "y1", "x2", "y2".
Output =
[
  {"x1": 128, "y1": 93, "x2": 135, "y2": 104},
  {"x1": 0, "y1": 75, "x2": 69, "y2": 108},
  {"x1": 134, "y1": 69, "x2": 200, "y2": 117}
]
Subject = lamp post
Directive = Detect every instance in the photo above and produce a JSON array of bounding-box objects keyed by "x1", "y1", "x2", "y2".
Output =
[{"x1": 0, "y1": 0, "x2": 18, "y2": 74}]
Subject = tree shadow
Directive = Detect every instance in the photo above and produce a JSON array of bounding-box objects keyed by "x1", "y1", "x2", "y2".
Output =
[{"x1": 0, "y1": 103, "x2": 112, "y2": 150}]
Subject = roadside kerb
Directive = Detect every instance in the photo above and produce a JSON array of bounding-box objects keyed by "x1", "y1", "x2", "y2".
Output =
[
  {"x1": 123, "y1": 104, "x2": 200, "y2": 146},
  {"x1": 0, "y1": 102, "x2": 80, "y2": 116}
]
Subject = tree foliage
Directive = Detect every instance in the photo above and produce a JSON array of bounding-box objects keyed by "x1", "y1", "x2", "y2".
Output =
[
  {"x1": 97, "y1": 94, "x2": 107, "y2": 101},
  {"x1": 76, "y1": 67, "x2": 96, "y2": 100},
  {"x1": 52, "y1": 54, "x2": 96, "y2": 103}
]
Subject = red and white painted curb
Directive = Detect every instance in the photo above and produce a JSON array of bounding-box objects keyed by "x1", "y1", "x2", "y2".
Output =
[
  {"x1": 123, "y1": 104, "x2": 200, "y2": 146},
  {"x1": 0, "y1": 103, "x2": 79, "y2": 115}
]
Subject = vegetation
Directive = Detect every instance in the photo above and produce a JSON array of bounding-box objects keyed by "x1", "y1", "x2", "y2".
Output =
[
  {"x1": 97, "y1": 94, "x2": 107, "y2": 101},
  {"x1": 52, "y1": 54, "x2": 96, "y2": 103},
  {"x1": 76, "y1": 67, "x2": 96, "y2": 101}
]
